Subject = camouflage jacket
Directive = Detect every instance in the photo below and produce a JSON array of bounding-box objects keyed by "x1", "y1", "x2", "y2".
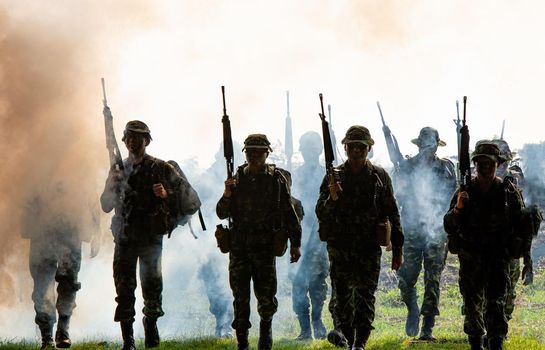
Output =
[
  {"x1": 444, "y1": 177, "x2": 525, "y2": 255},
  {"x1": 216, "y1": 164, "x2": 302, "y2": 247},
  {"x1": 395, "y1": 154, "x2": 457, "y2": 232},
  {"x1": 100, "y1": 154, "x2": 189, "y2": 245},
  {"x1": 315, "y1": 160, "x2": 404, "y2": 256}
]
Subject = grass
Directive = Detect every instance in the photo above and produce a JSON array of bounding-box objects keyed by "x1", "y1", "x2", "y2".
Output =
[{"x1": 2, "y1": 260, "x2": 544, "y2": 349}]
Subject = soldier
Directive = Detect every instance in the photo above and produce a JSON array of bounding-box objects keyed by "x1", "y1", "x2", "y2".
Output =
[
  {"x1": 101, "y1": 120, "x2": 199, "y2": 350},
  {"x1": 444, "y1": 141, "x2": 525, "y2": 350},
  {"x1": 291, "y1": 131, "x2": 329, "y2": 340},
  {"x1": 316, "y1": 126, "x2": 404, "y2": 350},
  {"x1": 216, "y1": 134, "x2": 302, "y2": 350},
  {"x1": 22, "y1": 183, "x2": 101, "y2": 349},
  {"x1": 394, "y1": 127, "x2": 457, "y2": 339}
]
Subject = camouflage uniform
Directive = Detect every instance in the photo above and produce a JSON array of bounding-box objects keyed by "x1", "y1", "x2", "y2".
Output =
[
  {"x1": 22, "y1": 184, "x2": 99, "y2": 349},
  {"x1": 291, "y1": 131, "x2": 329, "y2": 340},
  {"x1": 491, "y1": 139, "x2": 529, "y2": 322},
  {"x1": 316, "y1": 126, "x2": 404, "y2": 348},
  {"x1": 444, "y1": 141, "x2": 525, "y2": 350},
  {"x1": 101, "y1": 120, "x2": 197, "y2": 349},
  {"x1": 216, "y1": 134, "x2": 301, "y2": 350},
  {"x1": 394, "y1": 127, "x2": 456, "y2": 338}
]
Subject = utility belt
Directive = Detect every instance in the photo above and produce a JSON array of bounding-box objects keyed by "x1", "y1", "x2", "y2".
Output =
[{"x1": 319, "y1": 218, "x2": 391, "y2": 247}]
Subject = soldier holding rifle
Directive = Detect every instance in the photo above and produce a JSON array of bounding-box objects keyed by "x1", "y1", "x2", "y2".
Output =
[{"x1": 317, "y1": 94, "x2": 404, "y2": 350}]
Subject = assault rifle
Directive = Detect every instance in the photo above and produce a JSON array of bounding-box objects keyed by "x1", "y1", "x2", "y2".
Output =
[
  {"x1": 101, "y1": 78, "x2": 124, "y2": 171},
  {"x1": 285, "y1": 91, "x2": 293, "y2": 172},
  {"x1": 459, "y1": 96, "x2": 471, "y2": 190},
  {"x1": 377, "y1": 101, "x2": 403, "y2": 169},
  {"x1": 221, "y1": 86, "x2": 234, "y2": 180},
  {"x1": 319, "y1": 94, "x2": 340, "y2": 188}
]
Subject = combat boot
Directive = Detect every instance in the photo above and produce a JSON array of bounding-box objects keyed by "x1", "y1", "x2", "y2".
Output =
[
  {"x1": 353, "y1": 327, "x2": 371, "y2": 350},
  {"x1": 418, "y1": 315, "x2": 436, "y2": 341},
  {"x1": 488, "y1": 336, "x2": 504, "y2": 350},
  {"x1": 39, "y1": 326, "x2": 55, "y2": 350},
  {"x1": 235, "y1": 329, "x2": 249, "y2": 350},
  {"x1": 405, "y1": 300, "x2": 420, "y2": 337},
  {"x1": 55, "y1": 315, "x2": 72, "y2": 348},
  {"x1": 312, "y1": 318, "x2": 327, "y2": 340},
  {"x1": 295, "y1": 314, "x2": 312, "y2": 340},
  {"x1": 258, "y1": 319, "x2": 273, "y2": 350},
  {"x1": 143, "y1": 316, "x2": 160, "y2": 348},
  {"x1": 327, "y1": 328, "x2": 348, "y2": 348},
  {"x1": 120, "y1": 321, "x2": 136, "y2": 350},
  {"x1": 468, "y1": 335, "x2": 484, "y2": 350},
  {"x1": 339, "y1": 325, "x2": 354, "y2": 350}
]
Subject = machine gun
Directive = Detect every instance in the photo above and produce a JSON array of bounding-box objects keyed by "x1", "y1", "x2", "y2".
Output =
[
  {"x1": 377, "y1": 101, "x2": 403, "y2": 169},
  {"x1": 101, "y1": 78, "x2": 124, "y2": 171}
]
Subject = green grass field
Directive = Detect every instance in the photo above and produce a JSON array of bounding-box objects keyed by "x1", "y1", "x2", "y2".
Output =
[{"x1": 2, "y1": 260, "x2": 544, "y2": 350}]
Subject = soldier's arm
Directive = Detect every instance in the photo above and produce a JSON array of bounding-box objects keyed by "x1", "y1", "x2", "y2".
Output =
[
  {"x1": 282, "y1": 185, "x2": 302, "y2": 248},
  {"x1": 315, "y1": 174, "x2": 336, "y2": 223},
  {"x1": 443, "y1": 189, "x2": 461, "y2": 234},
  {"x1": 381, "y1": 171, "x2": 404, "y2": 257},
  {"x1": 100, "y1": 174, "x2": 119, "y2": 213},
  {"x1": 216, "y1": 173, "x2": 237, "y2": 219}
]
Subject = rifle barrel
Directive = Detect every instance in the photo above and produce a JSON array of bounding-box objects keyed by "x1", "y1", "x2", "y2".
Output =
[
  {"x1": 222, "y1": 86, "x2": 226, "y2": 115},
  {"x1": 377, "y1": 101, "x2": 385, "y2": 126},
  {"x1": 319, "y1": 93, "x2": 325, "y2": 118},
  {"x1": 101, "y1": 78, "x2": 107, "y2": 107}
]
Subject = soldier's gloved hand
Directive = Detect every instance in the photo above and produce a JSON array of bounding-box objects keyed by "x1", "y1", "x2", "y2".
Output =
[
  {"x1": 328, "y1": 174, "x2": 342, "y2": 201},
  {"x1": 108, "y1": 167, "x2": 124, "y2": 184},
  {"x1": 153, "y1": 183, "x2": 168, "y2": 199},
  {"x1": 456, "y1": 191, "x2": 469, "y2": 210},
  {"x1": 290, "y1": 246, "x2": 301, "y2": 263},
  {"x1": 522, "y1": 264, "x2": 534, "y2": 286},
  {"x1": 223, "y1": 178, "x2": 237, "y2": 198}
]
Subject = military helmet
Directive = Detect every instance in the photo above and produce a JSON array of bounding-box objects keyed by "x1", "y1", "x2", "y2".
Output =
[
  {"x1": 411, "y1": 127, "x2": 446, "y2": 147},
  {"x1": 122, "y1": 120, "x2": 152, "y2": 141},
  {"x1": 242, "y1": 134, "x2": 273, "y2": 152},
  {"x1": 491, "y1": 139, "x2": 515, "y2": 161},
  {"x1": 341, "y1": 125, "x2": 374, "y2": 146},
  {"x1": 299, "y1": 131, "x2": 322, "y2": 154},
  {"x1": 471, "y1": 140, "x2": 508, "y2": 164}
]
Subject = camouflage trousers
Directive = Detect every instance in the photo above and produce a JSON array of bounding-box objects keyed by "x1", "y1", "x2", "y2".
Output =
[
  {"x1": 327, "y1": 244, "x2": 382, "y2": 330},
  {"x1": 396, "y1": 232, "x2": 447, "y2": 316},
  {"x1": 229, "y1": 232, "x2": 278, "y2": 330},
  {"x1": 29, "y1": 236, "x2": 82, "y2": 331},
  {"x1": 458, "y1": 248, "x2": 510, "y2": 338},
  {"x1": 291, "y1": 248, "x2": 329, "y2": 321},
  {"x1": 505, "y1": 259, "x2": 521, "y2": 321},
  {"x1": 199, "y1": 256, "x2": 233, "y2": 331},
  {"x1": 113, "y1": 241, "x2": 164, "y2": 322}
]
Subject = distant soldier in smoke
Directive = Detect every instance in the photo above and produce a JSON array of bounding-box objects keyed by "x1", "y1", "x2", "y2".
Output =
[
  {"x1": 22, "y1": 182, "x2": 101, "y2": 349},
  {"x1": 316, "y1": 126, "x2": 404, "y2": 350},
  {"x1": 290, "y1": 131, "x2": 329, "y2": 340},
  {"x1": 444, "y1": 141, "x2": 525, "y2": 350},
  {"x1": 216, "y1": 134, "x2": 302, "y2": 350},
  {"x1": 101, "y1": 120, "x2": 200, "y2": 350},
  {"x1": 394, "y1": 127, "x2": 456, "y2": 340}
]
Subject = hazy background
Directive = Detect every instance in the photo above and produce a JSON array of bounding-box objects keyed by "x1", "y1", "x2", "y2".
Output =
[{"x1": 1, "y1": 0, "x2": 544, "y2": 342}]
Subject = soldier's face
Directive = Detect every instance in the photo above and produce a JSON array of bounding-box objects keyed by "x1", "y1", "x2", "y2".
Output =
[
  {"x1": 124, "y1": 131, "x2": 148, "y2": 155},
  {"x1": 346, "y1": 143, "x2": 369, "y2": 162},
  {"x1": 475, "y1": 158, "x2": 498, "y2": 179},
  {"x1": 245, "y1": 149, "x2": 268, "y2": 166}
]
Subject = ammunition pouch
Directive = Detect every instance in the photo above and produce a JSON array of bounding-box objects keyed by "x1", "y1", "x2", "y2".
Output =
[
  {"x1": 215, "y1": 224, "x2": 232, "y2": 254},
  {"x1": 376, "y1": 218, "x2": 391, "y2": 247},
  {"x1": 273, "y1": 229, "x2": 288, "y2": 257}
]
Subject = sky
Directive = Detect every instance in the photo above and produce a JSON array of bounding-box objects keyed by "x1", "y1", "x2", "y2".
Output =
[{"x1": 1, "y1": 0, "x2": 545, "y2": 341}]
